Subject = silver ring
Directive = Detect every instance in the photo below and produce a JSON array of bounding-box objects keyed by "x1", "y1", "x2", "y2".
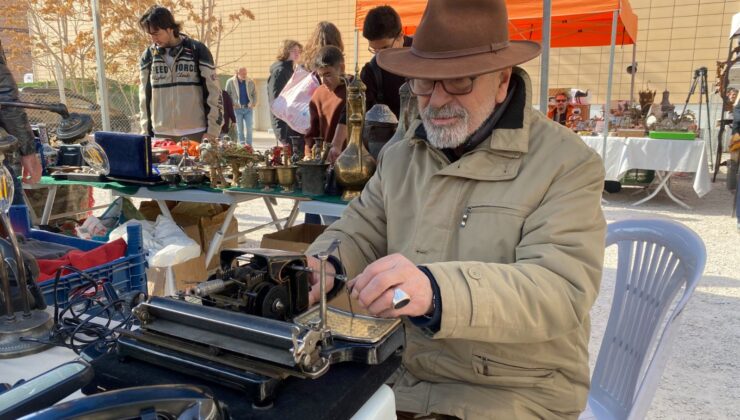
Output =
[{"x1": 392, "y1": 288, "x2": 411, "y2": 310}]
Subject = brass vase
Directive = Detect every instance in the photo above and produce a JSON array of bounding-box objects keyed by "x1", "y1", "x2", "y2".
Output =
[
  {"x1": 334, "y1": 74, "x2": 376, "y2": 201},
  {"x1": 276, "y1": 166, "x2": 297, "y2": 192},
  {"x1": 258, "y1": 167, "x2": 277, "y2": 191}
]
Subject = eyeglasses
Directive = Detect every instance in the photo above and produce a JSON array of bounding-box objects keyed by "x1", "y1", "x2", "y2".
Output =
[
  {"x1": 555, "y1": 99, "x2": 567, "y2": 103},
  {"x1": 367, "y1": 31, "x2": 402, "y2": 54},
  {"x1": 408, "y1": 77, "x2": 477, "y2": 96}
]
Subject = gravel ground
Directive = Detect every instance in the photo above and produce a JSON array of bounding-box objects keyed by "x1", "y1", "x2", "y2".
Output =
[{"x1": 94, "y1": 133, "x2": 739, "y2": 418}]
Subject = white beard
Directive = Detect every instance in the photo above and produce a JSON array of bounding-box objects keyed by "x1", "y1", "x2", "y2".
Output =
[{"x1": 420, "y1": 104, "x2": 470, "y2": 149}]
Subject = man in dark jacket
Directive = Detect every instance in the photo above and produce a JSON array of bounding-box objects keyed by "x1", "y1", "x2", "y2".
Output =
[
  {"x1": 0, "y1": 40, "x2": 42, "y2": 188},
  {"x1": 267, "y1": 40, "x2": 302, "y2": 146},
  {"x1": 221, "y1": 90, "x2": 236, "y2": 138},
  {"x1": 361, "y1": 5, "x2": 413, "y2": 118}
]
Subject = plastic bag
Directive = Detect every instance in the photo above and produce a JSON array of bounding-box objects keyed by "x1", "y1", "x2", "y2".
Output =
[
  {"x1": 109, "y1": 217, "x2": 200, "y2": 267},
  {"x1": 271, "y1": 67, "x2": 320, "y2": 135}
]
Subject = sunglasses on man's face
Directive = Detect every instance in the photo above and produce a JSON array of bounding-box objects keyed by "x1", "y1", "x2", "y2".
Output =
[{"x1": 556, "y1": 99, "x2": 567, "y2": 103}]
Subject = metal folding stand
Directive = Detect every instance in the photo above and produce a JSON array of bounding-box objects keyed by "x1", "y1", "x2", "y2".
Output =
[{"x1": 678, "y1": 67, "x2": 713, "y2": 174}]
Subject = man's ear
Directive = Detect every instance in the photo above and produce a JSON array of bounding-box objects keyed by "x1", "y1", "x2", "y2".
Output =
[{"x1": 495, "y1": 68, "x2": 512, "y2": 104}]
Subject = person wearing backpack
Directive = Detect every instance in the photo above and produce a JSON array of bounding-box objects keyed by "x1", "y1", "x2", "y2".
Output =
[{"x1": 138, "y1": 5, "x2": 223, "y2": 143}]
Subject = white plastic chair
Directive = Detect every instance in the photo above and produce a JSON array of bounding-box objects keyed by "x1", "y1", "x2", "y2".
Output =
[{"x1": 581, "y1": 218, "x2": 706, "y2": 420}]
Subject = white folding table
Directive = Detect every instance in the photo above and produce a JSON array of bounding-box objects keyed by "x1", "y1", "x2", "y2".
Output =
[{"x1": 581, "y1": 136, "x2": 711, "y2": 209}]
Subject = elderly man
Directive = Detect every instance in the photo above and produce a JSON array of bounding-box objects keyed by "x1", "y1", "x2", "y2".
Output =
[
  {"x1": 305, "y1": 0, "x2": 606, "y2": 418},
  {"x1": 225, "y1": 67, "x2": 257, "y2": 146}
]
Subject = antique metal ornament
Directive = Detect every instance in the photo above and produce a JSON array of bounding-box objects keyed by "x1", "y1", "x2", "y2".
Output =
[
  {"x1": 0, "y1": 134, "x2": 53, "y2": 358},
  {"x1": 363, "y1": 104, "x2": 398, "y2": 160},
  {"x1": 334, "y1": 68, "x2": 376, "y2": 201}
]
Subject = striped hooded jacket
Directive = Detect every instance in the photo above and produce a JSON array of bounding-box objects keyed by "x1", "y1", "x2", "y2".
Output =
[{"x1": 139, "y1": 36, "x2": 223, "y2": 138}]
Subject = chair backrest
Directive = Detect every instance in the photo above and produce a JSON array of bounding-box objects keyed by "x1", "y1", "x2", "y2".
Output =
[{"x1": 589, "y1": 218, "x2": 706, "y2": 420}]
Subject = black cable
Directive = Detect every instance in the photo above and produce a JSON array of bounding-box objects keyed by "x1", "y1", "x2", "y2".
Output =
[{"x1": 21, "y1": 264, "x2": 136, "y2": 355}]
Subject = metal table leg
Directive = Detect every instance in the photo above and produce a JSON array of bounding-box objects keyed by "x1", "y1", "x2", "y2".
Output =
[
  {"x1": 632, "y1": 171, "x2": 691, "y2": 209},
  {"x1": 284, "y1": 200, "x2": 300, "y2": 228},
  {"x1": 262, "y1": 196, "x2": 283, "y2": 230},
  {"x1": 41, "y1": 185, "x2": 58, "y2": 225},
  {"x1": 204, "y1": 204, "x2": 236, "y2": 268},
  {"x1": 155, "y1": 200, "x2": 173, "y2": 220}
]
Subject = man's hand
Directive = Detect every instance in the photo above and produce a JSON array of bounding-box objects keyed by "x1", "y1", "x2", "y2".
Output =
[
  {"x1": 347, "y1": 254, "x2": 433, "y2": 318},
  {"x1": 306, "y1": 255, "x2": 336, "y2": 306},
  {"x1": 20, "y1": 154, "x2": 42, "y2": 184},
  {"x1": 327, "y1": 145, "x2": 343, "y2": 164}
]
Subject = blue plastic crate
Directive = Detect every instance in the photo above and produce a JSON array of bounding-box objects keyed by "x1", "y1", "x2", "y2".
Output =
[{"x1": 9, "y1": 205, "x2": 148, "y2": 308}]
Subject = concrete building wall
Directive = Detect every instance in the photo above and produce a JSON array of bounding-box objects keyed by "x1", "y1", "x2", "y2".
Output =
[{"x1": 515, "y1": 0, "x2": 739, "y2": 110}]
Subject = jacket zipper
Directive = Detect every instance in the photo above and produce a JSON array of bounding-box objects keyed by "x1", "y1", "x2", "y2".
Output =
[{"x1": 460, "y1": 205, "x2": 520, "y2": 227}]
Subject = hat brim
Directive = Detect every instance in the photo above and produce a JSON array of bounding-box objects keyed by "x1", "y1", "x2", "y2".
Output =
[{"x1": 376, "y1": 40, "x2": 541, "y2": 79}]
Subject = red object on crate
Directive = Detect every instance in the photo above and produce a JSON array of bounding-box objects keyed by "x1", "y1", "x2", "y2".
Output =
[{"x1": 36, "y1": 238, "x2": 128, "y2": 282}]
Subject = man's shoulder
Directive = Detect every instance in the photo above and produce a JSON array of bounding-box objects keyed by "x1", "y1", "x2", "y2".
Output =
[
  {"x1": 528, "y1": 111, "x2": 600, "y2": 163},
  {"x1": 184, "y1": 37, "x2": 215, "y2": 65},
  {"x1": 139, "y1": 46, "x2": 154, "y2": 65}
]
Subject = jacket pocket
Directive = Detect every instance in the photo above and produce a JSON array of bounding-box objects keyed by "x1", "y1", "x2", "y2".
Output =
[
  {"x1": 457, "y1": 203, "x2": 529, "y2": 263},
  {"x1": 471, "y1": 352, "x2": 554, "y2": 388}
]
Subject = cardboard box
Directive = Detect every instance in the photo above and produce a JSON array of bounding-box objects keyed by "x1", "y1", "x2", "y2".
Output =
[
  {"x1": 147, "y1": 254, "x2": 208, "y2": 296},
  {"x1": 260, "y1": 224, "x2": 327, "y2": 253}
]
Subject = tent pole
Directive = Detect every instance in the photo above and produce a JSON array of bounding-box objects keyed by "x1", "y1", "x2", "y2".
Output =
[
  {"x1": 629, "y1": 42, "x2": 637, "y2": 105},
  {"x1": 602, "y1": 10, "x2": 619, "y2": 164},
  {"x1": 539, "y1": 0, "x2": 552, "y2": 113}
]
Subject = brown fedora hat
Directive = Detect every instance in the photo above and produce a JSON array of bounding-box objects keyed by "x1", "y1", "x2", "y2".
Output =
[{"x1": 376, "y1": 0, "x2": 541, "y2": 79}]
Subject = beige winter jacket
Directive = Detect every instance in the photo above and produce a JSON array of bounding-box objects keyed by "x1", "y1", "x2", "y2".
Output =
[
  {"x1": 307, "y1": 67, "x2": 606, "y2": 419},
  {"x1": 139, "y1": 36, "x2": 223, "y2": 138}
]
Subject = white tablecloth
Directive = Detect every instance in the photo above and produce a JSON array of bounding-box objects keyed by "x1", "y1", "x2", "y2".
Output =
[{"x1": 580, "y1": 136, "x2": 711, "y2": 197}]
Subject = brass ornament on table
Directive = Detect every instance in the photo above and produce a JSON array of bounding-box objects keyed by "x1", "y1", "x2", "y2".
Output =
[
  {"x1": 222, "y1": 143, "x2": 260, "y2": 187},
  {"x1": 276, "y1": 165, "x2": 297, "y2": 192},
  {"x1": 258, "y1": 166, "x2": 277, "y2": 191},
  {"x1": 334, "y1": 63, "x2": 376, "y2": 201},
  {"x1": 198, "y1": 139, "x2": 227, "y2": 188},
  {"x1": 258, "y1": 150, "x2": 277, "y2": 191},
  {"x1": 296, "y1": 136, "x2": 330, "y2": 196}
]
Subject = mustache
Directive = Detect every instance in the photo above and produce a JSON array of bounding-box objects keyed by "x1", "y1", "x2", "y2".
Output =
[{"x1": 422, "y1": 104, "x2": 468, "y2": 120}]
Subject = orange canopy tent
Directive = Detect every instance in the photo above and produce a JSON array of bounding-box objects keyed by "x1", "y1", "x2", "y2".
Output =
[{"x1": 355, "y1": 1, "x2": 638, "y2": 47}]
